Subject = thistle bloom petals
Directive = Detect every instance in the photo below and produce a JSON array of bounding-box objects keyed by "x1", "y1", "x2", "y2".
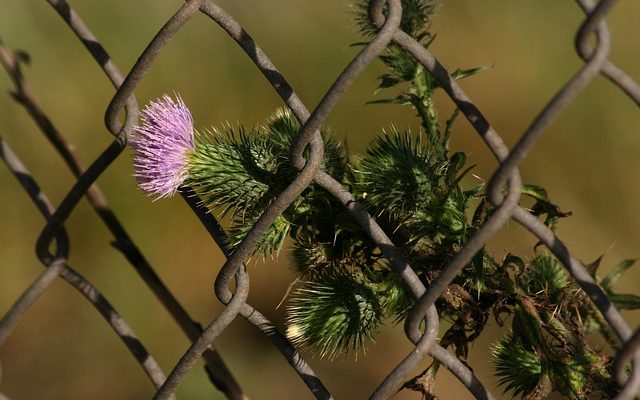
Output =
[{"x1": 130, "y1": 93, "x2": 195, "y2": 198}]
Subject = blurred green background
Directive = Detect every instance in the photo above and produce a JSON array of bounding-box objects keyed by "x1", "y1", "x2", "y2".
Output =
[{"x1": 1, "y1": 1, "x2": 639, "y2": 399}]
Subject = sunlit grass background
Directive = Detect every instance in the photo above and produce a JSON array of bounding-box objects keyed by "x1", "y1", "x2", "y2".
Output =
[{"x1": 1, "y1": 1, "x2": 639, "y2": 399}]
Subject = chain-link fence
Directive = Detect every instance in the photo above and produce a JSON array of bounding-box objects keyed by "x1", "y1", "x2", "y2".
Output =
[{"x1": 1, "y1": 0, "x2": 639, "y2": 399}]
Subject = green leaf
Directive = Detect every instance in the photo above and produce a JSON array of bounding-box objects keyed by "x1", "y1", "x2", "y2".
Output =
[
  {"x1": 608, "y1": 293, "x2": 640, "y2": 310},
  {"x1": 378, "y1": 74, "x2": 401, "y2": 89},
  {"x1": 374, "y1": 269, "x2": 413, "y2": 318},
  {"x1": 366, "y1": 95, "x2": 412, "y2": 106},
  {"x1": 445, "y1": 151, "x2": 466, "y2": 184},
  {"x1": 228, "y1": 214, "x2": 291, "y2": 260},
  {"x1": 513, "y1": 300, "x2": 545, "y2": 350},
  {"x1": 463, "y1": 182, "x2": 483, "y2": 200},
  {"x1": 502, "y1": 254, "x2": 525, "y2": 270},
  {"x1": 549, "y1": 357, "x2": 589, "y2": 400},
  {"x1": 471, "y1": 197, "x2": 493, "y2": 228},
  {"x1": 450, "y1": 65, "x2": 492, "y2": 81},
  {"x1": 522, "y1": 184, "x2": 571, "y2": 231},
  {"x1": 470, "y1": 249, "x2": 498, "y2": 295},
  {"x1": 585, "y1": 254, "x2": 605, "y2": 279},
  {"x1": 521, "y1": 184, "x2": 549, "y2": 202},
  {"x1": 600, "y1": 259, "x2": 637, "y2": 290}
]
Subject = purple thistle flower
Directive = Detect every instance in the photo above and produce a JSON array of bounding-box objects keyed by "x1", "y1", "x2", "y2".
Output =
[{"x1": 130, "y1": 93, "x2": 195, "y2": 199}]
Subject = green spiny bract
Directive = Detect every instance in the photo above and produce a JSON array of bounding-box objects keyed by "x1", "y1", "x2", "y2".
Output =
[
  {"x1": 492, "y1": 337, "x2": 544, "y2": 398},
  {"x1": 186, "y1": 108, "x2": 345, "y2": 258},
  {"x1": 179, "y1": 1, "x2": 635, "y2": 398},
  {"x1": 354, "y1": 0, "x2": 435, "y2": 43},
  {"x1": 286, "y1": 270, "x2": 383, "y2": 359}
]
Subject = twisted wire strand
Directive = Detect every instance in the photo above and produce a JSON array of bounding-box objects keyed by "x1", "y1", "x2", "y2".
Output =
[
  {"x1": 574, "y1": 0, "x2": 640, "y2": 106},
  {"x1": 365, "y1": 0, "x2": 639, "y2": 398},
  {"x1": 190, "y1": 9, "x2": 440, "y2": 396},
  {"x1": 38, "y1": 0, "x2": 249, "y2": 398},
  {"x1": 0, "y1": 137, "x2": 68, "y2": 348},
  {"x1": 200, "y1": 1, "x2": 495, "y2": 398},
  {"x1": 36, "y1": 0, "x2": 204, "y2": 266},
  {"x1": 46, "y1": 0, "x2": 138, "y2": 130},
  {"x1": 401, "y1": 0, "x2": 625, "y2": 339},
  {"x1": 570, "y1": 0, "x2": 640, "y2": 396},
  {"x1": 37, "y1": 0, "x2": 205, "y2": 265},
  {"x1": 365, "y1": 1, "x2": 519, "y2": 396},
  {"x1": 103, "y1": 0, "x2": 202, "y2": 136},
  {"x1": 0, "y1": 137, "x2": 170, "y2": 395},
  {"x1": 4, "y1": 2, "x2": 245, "y2": 395},
  {"x1": 198, "y1": 1, "x2": 493, "y2": 398},
  {"x1": 0, "y1": 259, "x2": 65, "y2": 348},
  {"x1": 153, "y1": 2, "x2": 404, "y2": 398},
  {"x1": 406, "y1": 1, "x2": 640, "y2": 398},
  {"x1": 181, "y1": 188, "x2": 332, "y2": 399},
  {"x1": 45, "y1": 0, "x2": 334, "y2": 397}
]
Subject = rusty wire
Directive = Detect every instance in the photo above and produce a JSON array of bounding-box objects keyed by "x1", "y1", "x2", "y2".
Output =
[{"x1": 1, "y1": 0, "x2": 639, "y2": 399}]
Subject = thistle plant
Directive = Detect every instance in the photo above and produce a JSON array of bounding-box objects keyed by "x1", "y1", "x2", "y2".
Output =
[{"x1": 129, "y1": 1, "x2": 640, "y2": 398}]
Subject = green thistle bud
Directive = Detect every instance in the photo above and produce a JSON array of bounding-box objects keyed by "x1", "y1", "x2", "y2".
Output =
[
  {"x1": 492, "y1": 337, "x2": 544, "y2": 398},
  {"x1": 285, "y1": 271, "x2": 383, "y2": 359}
]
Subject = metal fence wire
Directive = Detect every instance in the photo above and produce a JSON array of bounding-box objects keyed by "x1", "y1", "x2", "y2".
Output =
[{"x1": 1, "y1": 0, "x2": 640, "y2": 399}]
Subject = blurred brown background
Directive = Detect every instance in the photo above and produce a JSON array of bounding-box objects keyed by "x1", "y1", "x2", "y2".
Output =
[{"x1": 0, "y1": 1, "x2": 639, "y2": 399}]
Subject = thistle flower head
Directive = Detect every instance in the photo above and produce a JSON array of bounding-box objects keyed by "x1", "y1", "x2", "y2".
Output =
[{"x1": 130, "y1": 93, "x2": 195, "y2": 198}]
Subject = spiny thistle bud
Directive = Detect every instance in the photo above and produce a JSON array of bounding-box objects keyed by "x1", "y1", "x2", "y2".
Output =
[
  {"x1": 130, "y1": 93, "x2": 195, "y2": 198},
  {"x1": 286, "y1": 271, "x2": 383, "y2": 359}
]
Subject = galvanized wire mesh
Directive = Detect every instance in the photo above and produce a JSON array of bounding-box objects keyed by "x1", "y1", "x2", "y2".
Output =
[{"x1": 1, "y1": 0, "x2": 639, "y2": 399}]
